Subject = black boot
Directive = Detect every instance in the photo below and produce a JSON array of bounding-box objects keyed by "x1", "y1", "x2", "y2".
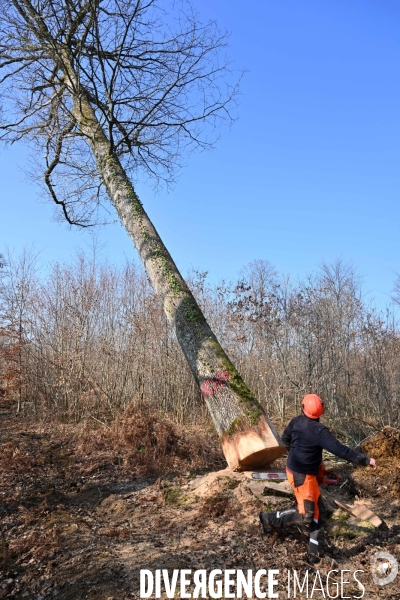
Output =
[
  {"x1": 307, "y1": 552, "x2": 322, "y2": 565},
  {"x1": 309, "y1": 519, "x2": 325, "y2": 558},
  {"x1": 259, "y1": 512, "x2": 280, "y2": 534},
  {"x1": 259, "y1": 512, "x2": 272, "y2": 533}
]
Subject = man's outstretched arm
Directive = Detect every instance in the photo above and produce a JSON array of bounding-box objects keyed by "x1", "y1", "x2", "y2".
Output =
[{"x1": 319, "y1": 428, "x2": 376, "y2": 467}]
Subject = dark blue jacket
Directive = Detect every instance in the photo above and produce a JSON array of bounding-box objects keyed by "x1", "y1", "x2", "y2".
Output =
[{"x1": 282, "y1": 414, "x2": 370, "y2": 475}]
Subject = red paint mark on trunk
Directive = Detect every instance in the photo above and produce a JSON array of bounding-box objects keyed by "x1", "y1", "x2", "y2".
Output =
[{"x1": 201, "y1": 371, "x2": 231, "y2": 397}]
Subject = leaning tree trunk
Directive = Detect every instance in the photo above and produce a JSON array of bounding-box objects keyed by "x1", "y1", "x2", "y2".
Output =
[{"x1": 67, "y1": 77, "x2": 285, "y2": 470}]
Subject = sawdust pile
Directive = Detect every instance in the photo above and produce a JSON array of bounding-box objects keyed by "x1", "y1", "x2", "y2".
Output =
[
  {"x1": 361, "y1": 426, "x2": 400, "y2": 460},
  {"x1": 353, "y1": 426, "x2": 400, "y2": 498}
]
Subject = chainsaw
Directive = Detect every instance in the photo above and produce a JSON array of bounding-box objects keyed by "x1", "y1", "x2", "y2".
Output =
[{"x1": 252, "y1": 468, "x2": 339, "y2": 485}]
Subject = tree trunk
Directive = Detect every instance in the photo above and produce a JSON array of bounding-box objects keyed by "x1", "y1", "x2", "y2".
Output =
[{"x1": 68, "y1": 78, "x2": 285, "y2": 470}]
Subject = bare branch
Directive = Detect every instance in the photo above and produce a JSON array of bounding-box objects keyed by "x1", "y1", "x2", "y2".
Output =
[{"x1": 0, "y1": 0, "x2": 240, "y2": 222}]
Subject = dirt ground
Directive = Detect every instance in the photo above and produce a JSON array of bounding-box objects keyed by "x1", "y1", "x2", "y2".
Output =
[{"x1": 0, "y1": 402, "x2": 399, "y2": 599}]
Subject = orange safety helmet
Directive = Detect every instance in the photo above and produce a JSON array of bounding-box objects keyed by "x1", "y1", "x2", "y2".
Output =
[{"x1": 302, "y1": 394, "x2": 325, "y2": 419}]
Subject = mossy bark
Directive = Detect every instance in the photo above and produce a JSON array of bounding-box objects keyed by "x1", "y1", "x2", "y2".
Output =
[{"x1": 65, "y1": 69, "x2": 285, "y2": 469}]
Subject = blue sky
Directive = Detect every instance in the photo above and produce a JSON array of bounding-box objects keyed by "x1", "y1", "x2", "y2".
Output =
[{"x1": 1, "y1": 0, "x2": 399, "y2": 306}]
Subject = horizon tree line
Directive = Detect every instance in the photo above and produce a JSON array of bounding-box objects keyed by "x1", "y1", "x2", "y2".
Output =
[{"x1": 1, "y1": 249, "x2": 399, "y2": 444}]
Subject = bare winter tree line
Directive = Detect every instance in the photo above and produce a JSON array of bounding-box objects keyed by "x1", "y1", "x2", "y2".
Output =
[{"x1": 1, "y1": 250, "x2": 399, "y2": 442}]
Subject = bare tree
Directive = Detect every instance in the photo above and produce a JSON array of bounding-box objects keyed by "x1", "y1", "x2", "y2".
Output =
[
  {"x1": 0, "y1": 0, "x2": 284, "y2": 468},
  {"x1": 0, "y1": 248, "x2": 38, "y2": 411}
]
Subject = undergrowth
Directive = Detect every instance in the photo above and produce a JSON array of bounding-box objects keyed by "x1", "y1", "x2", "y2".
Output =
[{"x1": 75, "y1": 403, "x2": 225, "y2": 476}]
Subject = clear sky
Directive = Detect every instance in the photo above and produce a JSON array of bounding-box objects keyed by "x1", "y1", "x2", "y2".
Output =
[{"x1": 1, "y1": 0, "x2": 399, "y2": 306}]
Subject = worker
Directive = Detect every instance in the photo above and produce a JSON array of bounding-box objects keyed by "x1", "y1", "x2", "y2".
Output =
[{"x1": 259, "y1": 394, "x2": 376, "y2": 563}]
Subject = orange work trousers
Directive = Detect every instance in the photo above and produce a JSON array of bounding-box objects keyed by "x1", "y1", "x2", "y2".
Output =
[{"x1": 286, "y1": 468, "x2": 321, "y2": 522}]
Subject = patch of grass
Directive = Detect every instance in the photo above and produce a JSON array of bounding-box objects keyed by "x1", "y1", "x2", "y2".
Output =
[
  {"x1": 162, "y1": 482, "x2": 195, "y2": 507},
  {"x1": 331, "y1": 509, "x2": 350, "y2": 523},
  {"x1": 219, "y1": 476, "x2": 240, "y2": 490},
  {"x1": 329, "y1": 523, "x2": 359, "y2": 540},
  {"x1": 357, "y1": 519, "x2": 375, "y2": 531},
  {"x1": 328, "y1": 510, "x2": 374, "y2": 540}
]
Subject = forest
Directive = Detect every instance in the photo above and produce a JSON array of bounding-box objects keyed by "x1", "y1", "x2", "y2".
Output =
[{"x1": 1, "y1": 250, "x2": 399, "y2": 442}]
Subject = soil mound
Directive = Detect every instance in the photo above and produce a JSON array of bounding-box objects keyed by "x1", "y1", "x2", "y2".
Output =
[
  {"x1": 360, "y1": 426, "x2": 400, "y2": 460},
  {"x1": 352, "y1": 427, "x2": 400, "y2": 498}
]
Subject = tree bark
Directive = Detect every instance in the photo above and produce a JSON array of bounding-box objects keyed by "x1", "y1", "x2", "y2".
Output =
[{"x1": 64, "y1": 66, "x2": 285, "y2": 470}]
